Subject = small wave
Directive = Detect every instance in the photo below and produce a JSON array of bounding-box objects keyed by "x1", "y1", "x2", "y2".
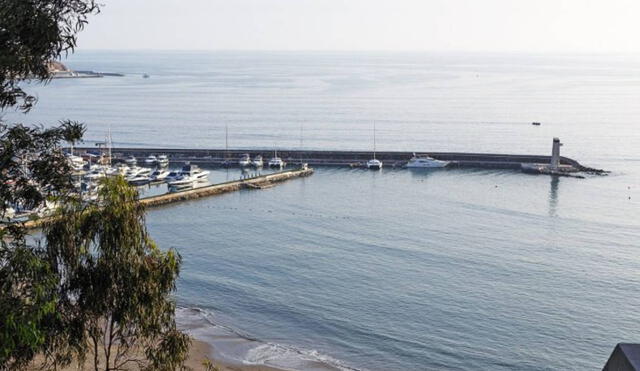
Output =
[{"x1": 176, "y1": 306, "x2": 361, "y2": 371}]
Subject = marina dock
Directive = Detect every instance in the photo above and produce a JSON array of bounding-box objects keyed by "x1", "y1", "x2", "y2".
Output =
[{"x1": 9, "y1": 167, "x2": 314, "y2": 230}]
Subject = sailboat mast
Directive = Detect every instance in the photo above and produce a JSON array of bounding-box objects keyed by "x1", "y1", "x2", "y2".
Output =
[
  {"x1": 225, "y1": 124, "x2": 229, "y2": 160},
  {"x1": 300, "y1": 124, "x2": 303, "y2": 165},
  {"x1": 108, "y1": 127, "x2": 113, "y2": 166},
  {"x1": 373, "y1": 121, "x2": 377, "y2": 160}
]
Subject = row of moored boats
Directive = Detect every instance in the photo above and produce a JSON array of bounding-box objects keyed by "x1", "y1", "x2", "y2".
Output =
[{"x1": 235, "y1": 152, "x2": 285, "y2": 168}]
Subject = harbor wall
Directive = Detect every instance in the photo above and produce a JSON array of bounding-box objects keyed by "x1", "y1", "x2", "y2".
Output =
[{"x1": 76, "y1": 148, "x2": 584, "y2": 170}]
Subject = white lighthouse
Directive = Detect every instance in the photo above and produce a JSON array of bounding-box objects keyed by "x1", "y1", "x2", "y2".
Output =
[{"x1": 550, "y1": 137, "x2": 562, "y2": 170}]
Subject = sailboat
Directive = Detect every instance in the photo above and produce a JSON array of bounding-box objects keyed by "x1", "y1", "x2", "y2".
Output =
[
  {"x1": 268, "y1": 149, "x2": 285, "y2": 168},
  {"x1": 366, "y1": 122, "x2": 382, "y2": 170}
]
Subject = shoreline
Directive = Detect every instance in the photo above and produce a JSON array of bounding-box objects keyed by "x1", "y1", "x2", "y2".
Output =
[{"x1": 188, "y1": 339, "x2": 286, "y2": 371}]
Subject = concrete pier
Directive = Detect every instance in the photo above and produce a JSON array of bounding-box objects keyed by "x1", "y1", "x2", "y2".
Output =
[{"x1": 140, "y1": 167, "x2": 313, "y2": 208}]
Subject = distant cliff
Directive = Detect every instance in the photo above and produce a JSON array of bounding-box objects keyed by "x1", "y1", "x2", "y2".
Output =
[
  {"x1": 47, "y1": 61, "x2": 70, "y2": 73},
  {"x1": 46, "y1": 61, "x2": 123, "y2": 78}
]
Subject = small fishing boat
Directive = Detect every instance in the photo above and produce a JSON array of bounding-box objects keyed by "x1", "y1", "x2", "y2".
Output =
[{"x1": 268, "y1": 150, "x2": 285, "y2": 168}]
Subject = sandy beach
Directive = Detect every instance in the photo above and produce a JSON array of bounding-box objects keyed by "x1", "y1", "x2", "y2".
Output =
[{"x1": 26, "y1": 338, "x2": 285, "y2": 371}]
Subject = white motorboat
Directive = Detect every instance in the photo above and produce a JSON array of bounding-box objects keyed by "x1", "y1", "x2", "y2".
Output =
[
  {"x1": 125, "y1": 155, "x2": 137, "y2": 166},
  {"x1": 405, "y1": 154, "x2": 449, "y2": 168},
  {"x1": 252, "y1": 155, "x2": 264, "y2": 168},
  {"x1": 179, "y1": 163, "x2": 209, "y2": 180},
  {"x1": 84, "y1": 170, "x2": 106, "y2": 181},
  {"x1": 124, "y1": 166, "x2": 152, "y2": 179},
  {"x1": 67, "y1": 154, "x2": 85, "y2": 172},
  {"x1": 367, "y1": 122, "x2": 382, "y2": 170},
  {"x1": 238, "y1": 154, "x2": 251, "y2": 167},
  {"x1": 367, "y1": 159, "x2": 383, "y2": 170},
  {"x1": 150, "y1": 169, "x2": 171, "y2": 181},
  {"x1": 164, "y1": 171, "x2": 182, "y2": 182},
  {"x1": 268, "y1": 151, "x2": 285, "y2": 168},
  {"x1": 157, "y1": 154, "x2": 169, "y2": 167},
  {"x1": 144, "y1": 155, "x2": 158, "y2": 165},
  {"x1": 127, "y1": 174, "x2": 151, "y2": 186},
  {"x1": 167, "y1": 175, "x2": 197, "y2": 187}
]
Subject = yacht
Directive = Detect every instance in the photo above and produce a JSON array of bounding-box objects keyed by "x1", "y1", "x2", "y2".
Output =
[
  {"x1": 268, "y1": 151, "x2": 285, "y2": 168},
  {"x1": 84, "y1": 170, "x2": 106, "y2": 181},
  {"x1": 238, "y1": 154, "x2": 251, "y2": 167},
  {"x1": 150, "y1": 169, "x2": 171, "y2": 181},
  {"x1": 179, "y1": 163, "x2": 209, "y2": 180},
  {"x1": 405, "y1": 154, "x2": 449, "y2": 168},
  {"x1": 167, "y1": 175, "x2": 196, "y2": 187},
  {"x1": 125, "y1": 155, "x2": 137, "y2": 166},
  {"x1": 127, "y1": 174, "x2": 151, "y2": 186},
  {"x1": 157, "y1": 154, "x2": 169, "y2": 167},
  {"x1": 67, "y1": 154, "x2": 85, "y2": 172},
  {"x1": 252, "y1": 155, "x2": 264, "y2": 168},
  {"x1": 367, "y1": 122, "x2": 382, "y2": 170},
  {"x1": 164, "y1": 170, "x2": 182, "y2": 182},
  {"x1": 144, "y1": 155, "x2": 158, "y2": 165}
]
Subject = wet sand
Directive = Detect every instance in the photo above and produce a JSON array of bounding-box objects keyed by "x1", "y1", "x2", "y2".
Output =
[{"x1": 26, "y1": 338, "x2": 285, "y2": 371}]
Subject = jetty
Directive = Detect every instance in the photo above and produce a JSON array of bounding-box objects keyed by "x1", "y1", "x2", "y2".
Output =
[{"x1": 141, "y1": 167, "x2": 313, "y2": 207}]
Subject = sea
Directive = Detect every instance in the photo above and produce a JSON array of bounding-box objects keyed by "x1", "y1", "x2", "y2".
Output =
[{"x1": 4, "y1": 51, "x2": 640, "y2": 370}]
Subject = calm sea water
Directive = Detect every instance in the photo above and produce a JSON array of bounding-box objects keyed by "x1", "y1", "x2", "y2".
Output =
[{"x1": 6, "y1": 51, "x2": 640, "y2": 370}]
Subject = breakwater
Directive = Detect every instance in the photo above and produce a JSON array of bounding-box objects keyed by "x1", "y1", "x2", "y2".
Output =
[{"x1": 77, "y1": 147, "x2": 589, "y2": 171}]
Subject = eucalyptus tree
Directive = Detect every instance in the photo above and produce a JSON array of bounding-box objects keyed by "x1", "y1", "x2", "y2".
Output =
[
  {"x1": 1, "y1": 1, "x2": 190, "y2": 369},
  {"x1": 44, "y1": 177, "x2": 190, "y2": 370}
]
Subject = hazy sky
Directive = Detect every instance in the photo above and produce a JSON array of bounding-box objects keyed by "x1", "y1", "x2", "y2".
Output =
[{"x1": 79, "y1": 0, "x2": 640, "y2": 52}]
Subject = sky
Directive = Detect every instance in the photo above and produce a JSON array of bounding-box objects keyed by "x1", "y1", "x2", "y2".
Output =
[{"x1": 78, "y1": 0, "x2": 640, "y2": 53}]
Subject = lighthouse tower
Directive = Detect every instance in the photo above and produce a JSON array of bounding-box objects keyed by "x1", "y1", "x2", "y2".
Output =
[{"x1": 550, "y1": 137, "x2": 562, "y2": 170}]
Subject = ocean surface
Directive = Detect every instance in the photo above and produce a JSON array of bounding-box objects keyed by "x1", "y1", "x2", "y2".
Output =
[{"x1": 5, "y1": 51, "x2": 640, "y2": 370}]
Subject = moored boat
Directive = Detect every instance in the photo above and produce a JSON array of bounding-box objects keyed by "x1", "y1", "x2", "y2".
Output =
[
  {"x1": 238, "y1": 154, "x2": 251, "y2": 167},
  {"x1": 405, "y1": 154, "x2": 449, "y2": 168},
  {"x1": 144, "y1": 155, "x2": 158, "y2": 165},
  {"x1": 252, "y1": 155, "x2": 264, "y2": 168}
]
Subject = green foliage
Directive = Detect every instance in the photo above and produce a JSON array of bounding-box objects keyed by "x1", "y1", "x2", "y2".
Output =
[
  {"x1": 0, "y1": 121, "x2": 85, "y2": 216},
  {"x1": 0, "y1": 0, "x2": 99, "y2": 111},
  {"x1": 2, "y1": 2, "x2": 190, "y2": 370},
  {"x1": 43, "y1": 177, "x2": 190, "y2": 370},
  {"x1": 0, "y1": 242, "x2": 59, "y2": 370}
]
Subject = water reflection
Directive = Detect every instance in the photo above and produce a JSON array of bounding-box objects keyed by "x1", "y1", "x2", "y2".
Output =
[{"x1": 548, "y1": 175, "x2": 560, "y2": 217}]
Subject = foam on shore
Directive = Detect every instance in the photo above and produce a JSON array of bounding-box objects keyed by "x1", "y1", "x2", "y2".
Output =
[{"x1": 176, "y1": 307, "x2": 360, "y2": 371}]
